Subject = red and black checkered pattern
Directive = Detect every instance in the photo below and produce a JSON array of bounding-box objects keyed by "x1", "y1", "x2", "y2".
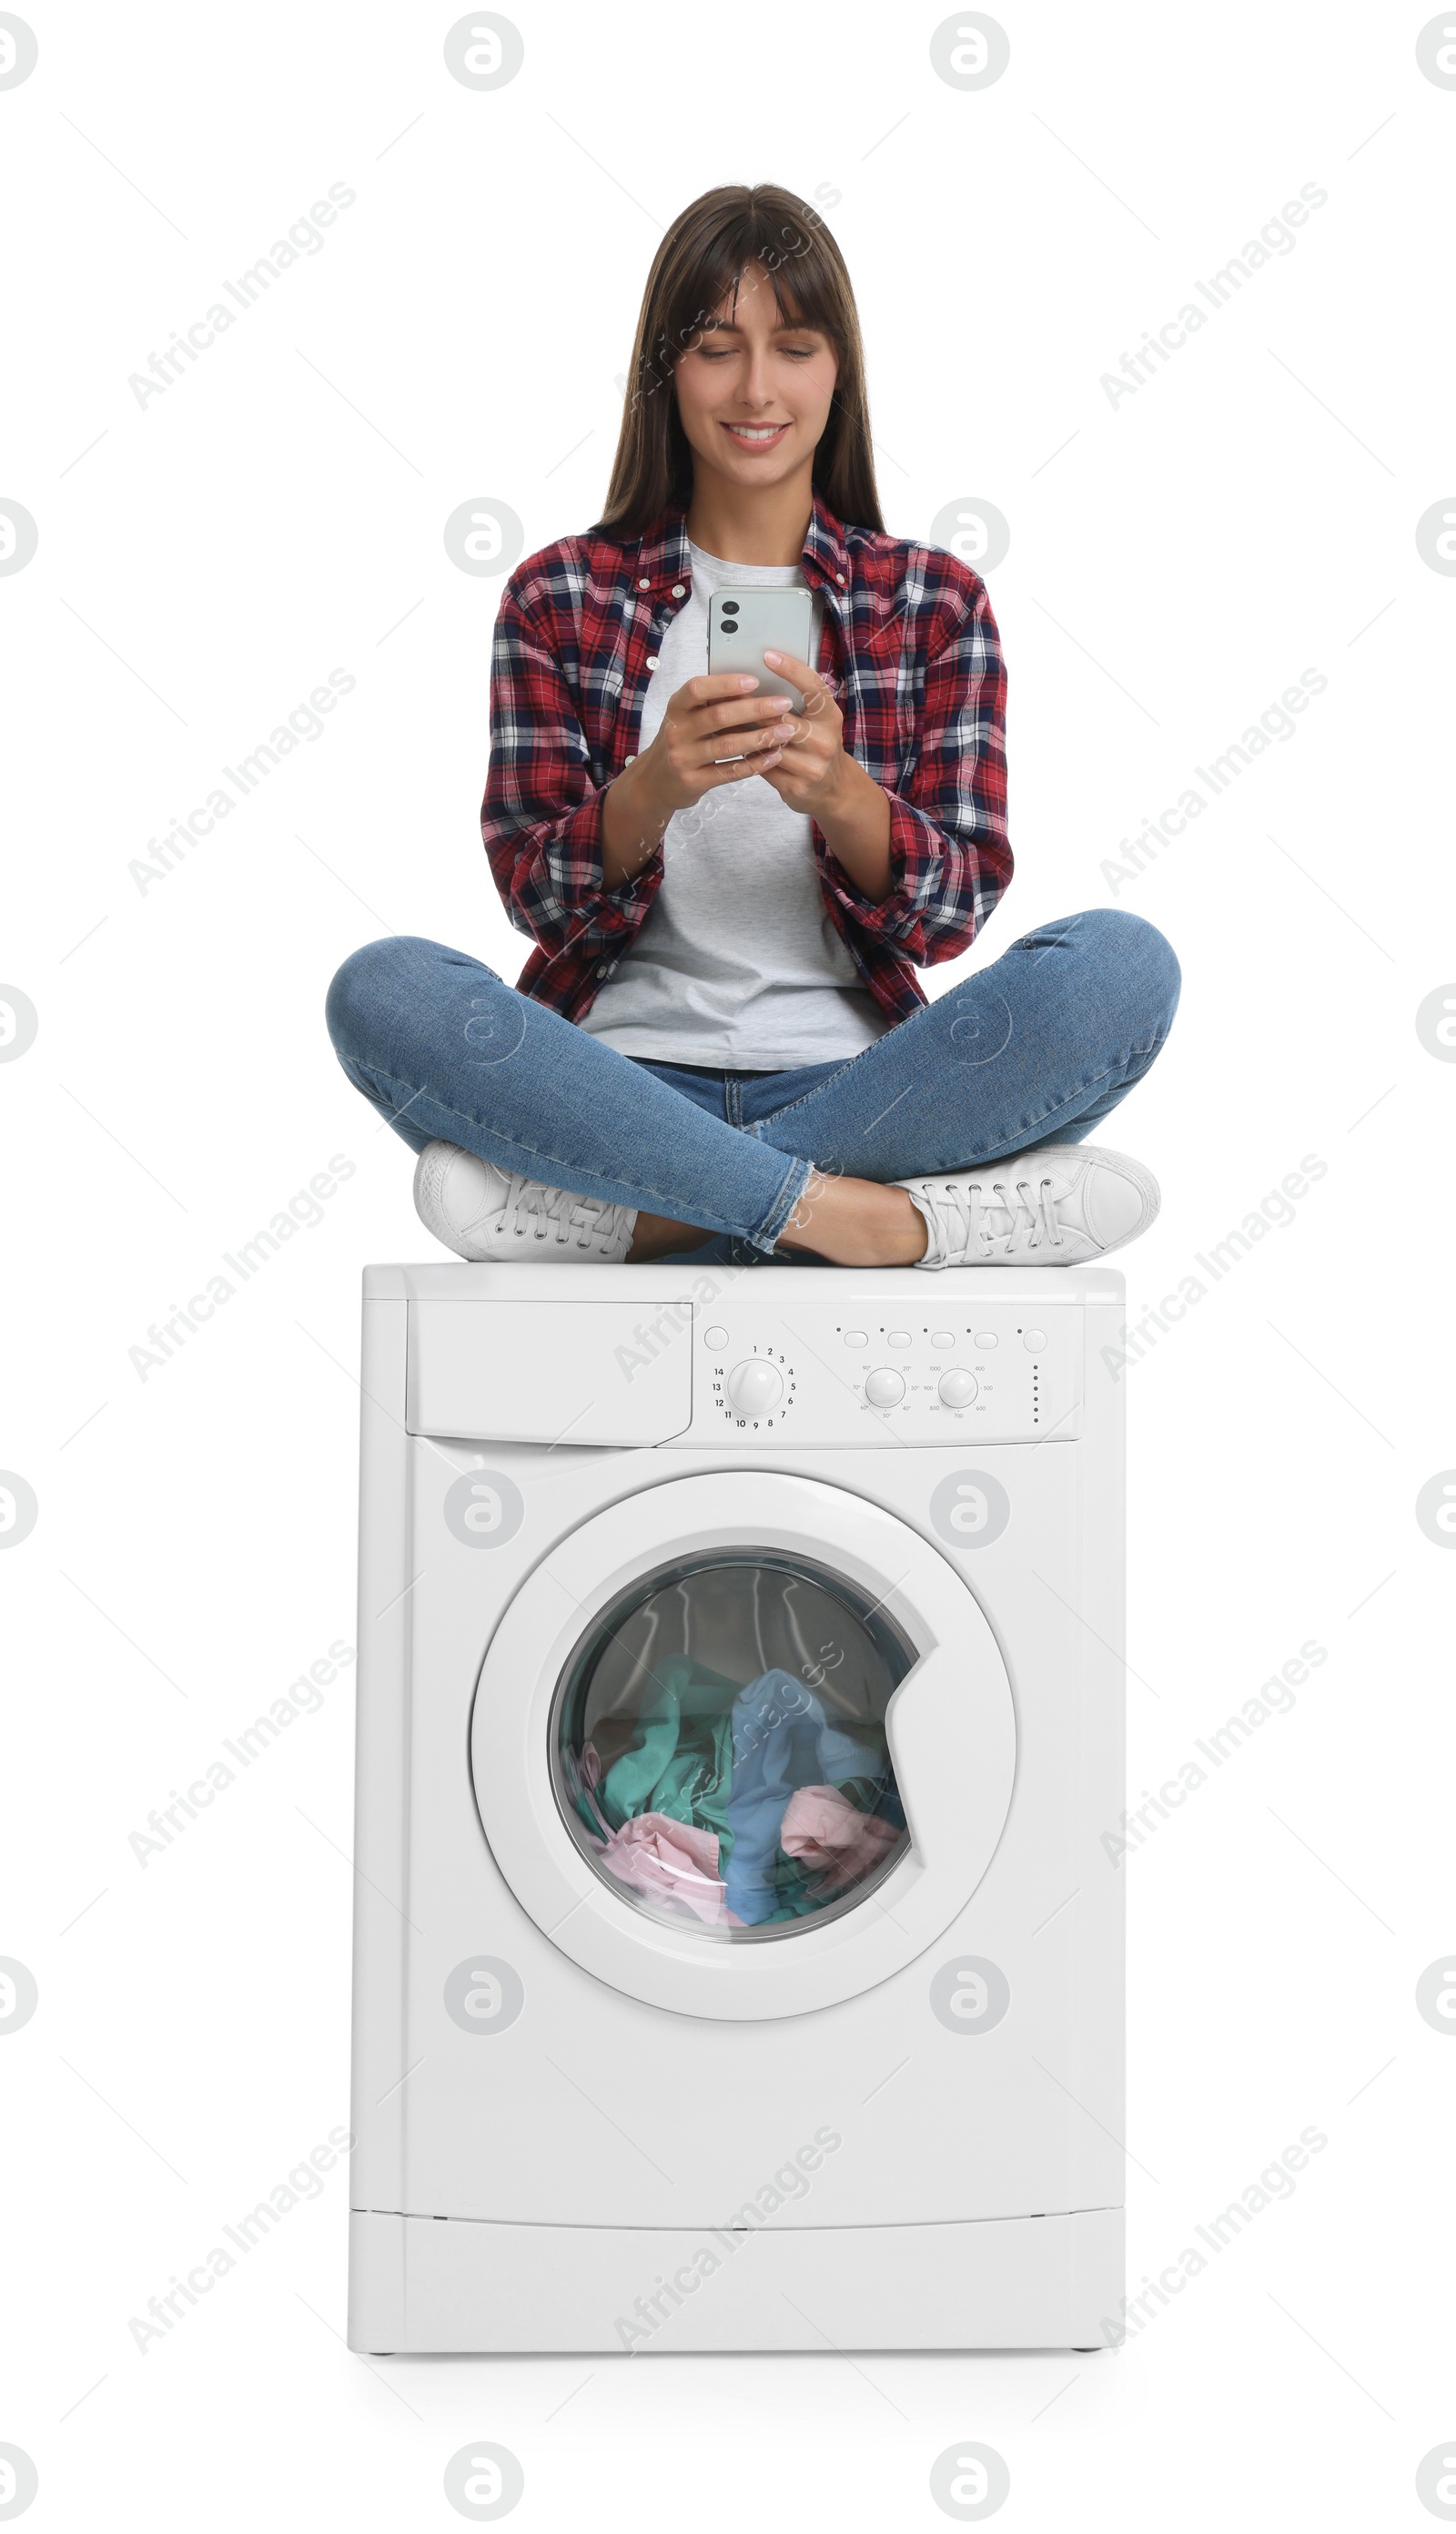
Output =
[{"x1": 480, "y1": 492, "x2": 1012, "y2": 1028}]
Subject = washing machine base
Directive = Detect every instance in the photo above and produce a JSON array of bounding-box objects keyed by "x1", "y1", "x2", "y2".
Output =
[{"x1": 348, "y1": 2208, "x2": 1123, "y2": 2354}]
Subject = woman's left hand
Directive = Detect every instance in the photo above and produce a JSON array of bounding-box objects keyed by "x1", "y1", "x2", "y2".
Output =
[
  {"x1": 755, "y1": 650, "x2": 853, "y2": 819},
  {"x1": 754, "y1": 645, "x2": 894, "y2": 901}
]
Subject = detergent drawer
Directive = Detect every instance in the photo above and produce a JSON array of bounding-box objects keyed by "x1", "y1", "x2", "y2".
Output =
[{"x1": 406, "y1": 1297, "x2": 693, "y2": 1445}]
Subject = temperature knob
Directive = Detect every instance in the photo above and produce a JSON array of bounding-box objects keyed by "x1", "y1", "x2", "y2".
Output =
[
  {"x1": 725, "y1": 1358, "x2": 784, "y2": 1416},
  {"x1": 938, "y1": 1369, "x2": 979, "y2": 1408},
  {"x1": 864, "y1": 1368, "x2": 905, "y2": 1408}
]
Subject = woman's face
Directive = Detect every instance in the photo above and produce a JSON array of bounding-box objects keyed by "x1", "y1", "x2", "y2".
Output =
[{"x1": 672, "y1": 260, "x2": 839, "y2": 495}]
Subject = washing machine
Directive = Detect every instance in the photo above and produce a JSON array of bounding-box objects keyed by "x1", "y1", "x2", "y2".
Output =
[{"x1": 346, "y1": 1259, "x2": 1125, "y2": 2354}]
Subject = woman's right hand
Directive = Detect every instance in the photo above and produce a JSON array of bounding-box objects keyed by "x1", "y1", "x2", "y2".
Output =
[
  {"x1": 641, "y1": 673, "x2": 798, "y2": 814},
  {"x1": 601, "y1": 674, "x2": 796, "y2": 889}
]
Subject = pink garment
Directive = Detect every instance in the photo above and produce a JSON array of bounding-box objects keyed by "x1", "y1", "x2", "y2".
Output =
[
  {"x1": 779, "y1": 1785, "x2": 901, "y2": 1891},
  {"x1": 591, "y1": 1811, "x2": 741, "y2": 1927}
]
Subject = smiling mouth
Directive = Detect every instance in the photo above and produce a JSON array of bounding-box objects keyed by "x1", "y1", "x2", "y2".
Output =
[{"x1": 722, "y1": 422, "x2": 790, "y2": 446}]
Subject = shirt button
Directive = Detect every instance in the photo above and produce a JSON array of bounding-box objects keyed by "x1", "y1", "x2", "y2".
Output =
[
  {"x1": 836, "y1": 572, "x2": 846, "y2": 585},
  {"x1": 672, "y1": 583, "x2": 686, "y2": 598},
  {"x1": 623, "y1": 754, "x2": 635, "y2": 765},
  {"x1": 646, "y1": 655, "x2": 659, "y2": 668},
  {"x1": 638, "y1": 577, "x2": 651, "y2": 590}
]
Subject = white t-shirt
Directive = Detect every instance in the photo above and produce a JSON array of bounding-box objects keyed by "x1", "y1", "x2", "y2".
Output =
[{"x1": 581, "y1": 541, "x2": 889, "y2": 1070}]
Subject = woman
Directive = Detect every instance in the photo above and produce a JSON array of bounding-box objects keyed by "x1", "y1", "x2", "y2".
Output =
[{"x1": 326, "y1": 184, "x2": 1179, "y2": 1269}]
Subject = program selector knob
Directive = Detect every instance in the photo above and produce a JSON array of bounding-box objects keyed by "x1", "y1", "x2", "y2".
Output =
[
  {"x1": 938, "y1": 1369, "x2": 979, "y2": 1408},
  {"x1": 864, "y1": 1368, "x2": 905, "y2": 1407},
  {"x1": 725, "y1": 1359, "x2": 784, "y2": 1415}
]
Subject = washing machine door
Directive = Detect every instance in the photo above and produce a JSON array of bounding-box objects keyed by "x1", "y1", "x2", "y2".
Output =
[{"x1": 470, "y1": 1470, "x2": 1015, "y2": 2021}]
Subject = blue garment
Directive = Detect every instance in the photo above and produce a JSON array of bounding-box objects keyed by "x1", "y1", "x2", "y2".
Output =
[
  {"x1": 324, "y1": 910, "x2": 1180, "y2": 1258},
  {"x1": 723, "y1": 1671, "x2": 879, "y2": 1927}
]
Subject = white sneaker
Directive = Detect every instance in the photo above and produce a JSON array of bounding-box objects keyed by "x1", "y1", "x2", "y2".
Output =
[
  {"x1": 413, "y1": 1140, "x2": 637, "y2": 1263},
  {"x1": 896, "y1": 1143, "x2": 1158, "y2": 1267}
]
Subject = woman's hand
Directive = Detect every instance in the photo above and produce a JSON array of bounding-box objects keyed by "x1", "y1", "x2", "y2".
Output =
[
  {"x1": 753, "y1": 649, "x2": 851, "y2": 819},
  {"x1": 650, "y1": 671, "x2": 797, "y2": 808},
  {"x1": 759, "y1": 648, "x2": 895, "y2": 902},
  {"x1": 602, "y1": 673, "x2": 794, "y2": 888}
]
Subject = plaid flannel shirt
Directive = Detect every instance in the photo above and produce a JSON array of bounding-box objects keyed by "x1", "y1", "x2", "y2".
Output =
[{"x1": 480, "y1": 491, "x2": 1010, "y2": 1029}]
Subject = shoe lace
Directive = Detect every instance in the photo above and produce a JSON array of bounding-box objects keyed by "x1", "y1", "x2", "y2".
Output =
[
  {"x1": 498, "y1": 1173, "x2": 616, "y2": 1251},
  {"x1": 943, "y1": 1175, "x2": 1064, "y2": 1258}
]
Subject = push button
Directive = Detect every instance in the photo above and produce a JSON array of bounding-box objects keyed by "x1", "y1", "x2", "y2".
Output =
[
  {"x1": 844, "y1": 1329, "x2": 868, "y2": 1348},
  {"x1": 703, "y1": 1325, "x2": 728, "y2": 1350},
  {"x1": 887, "y1": 1329, "x2": 912, "y2": 1349},
  {"x1": 975, "y1": 1332, "x2": 998, "y2": 1349},
  {"x1": 1023, "y1": 1329, "x2": 1047, "y2": 1353}
]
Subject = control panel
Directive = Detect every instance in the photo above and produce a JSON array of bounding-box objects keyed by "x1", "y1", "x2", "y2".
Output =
[{"x1": 687, "y1": 1302, "x2": 1081, "y2": 1446}]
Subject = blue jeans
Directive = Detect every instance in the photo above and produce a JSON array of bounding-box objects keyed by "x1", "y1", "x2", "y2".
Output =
[{"x1": 325, "y1": 908, "x2": 1180, "y2": 1261}]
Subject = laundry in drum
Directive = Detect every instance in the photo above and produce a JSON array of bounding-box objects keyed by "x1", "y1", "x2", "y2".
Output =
[{"x1": 553, "y1": 1557, "x2": 911, "y2": 1938}]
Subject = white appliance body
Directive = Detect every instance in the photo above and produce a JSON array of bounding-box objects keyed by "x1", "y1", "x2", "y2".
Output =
[{"x1": 348, "y1": 1262, "x2": 1126, "y2": 2353}]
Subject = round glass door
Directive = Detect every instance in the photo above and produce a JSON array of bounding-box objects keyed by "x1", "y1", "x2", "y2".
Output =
[{"x1": 550, "y1": 1552, "x2": 914, "y2": 1941}]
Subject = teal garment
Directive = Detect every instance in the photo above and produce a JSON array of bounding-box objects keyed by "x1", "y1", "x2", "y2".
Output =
[
  {"x1": 596, "y1": 1659, "x2": 737, "y2": 1866},
  {"x1": 765, "y1": 1851, "x2": 824, "y2": 1922},
  {"x1": 836, "y1": 1775, "x2": 885, "y2": 1816}
]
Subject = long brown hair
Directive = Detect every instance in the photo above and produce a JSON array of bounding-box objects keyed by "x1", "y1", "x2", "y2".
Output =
[{"x1": 590, "y1": 184, "x2": 884, "y2": 541}]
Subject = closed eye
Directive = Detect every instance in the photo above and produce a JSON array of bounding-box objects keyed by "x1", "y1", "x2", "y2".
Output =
[{"x1": 693, "y1": 342, "x2": 821, "y2": 360}]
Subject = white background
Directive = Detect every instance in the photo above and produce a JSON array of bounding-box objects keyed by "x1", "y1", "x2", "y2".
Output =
[{"x1": 3, "y1": 1, "x2": 1454, "y2": 2525}]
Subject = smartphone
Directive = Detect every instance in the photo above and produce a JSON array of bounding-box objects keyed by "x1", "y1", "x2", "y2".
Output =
[{"x1": 706, "y1": 586, "x2": 814, "y2": 707}]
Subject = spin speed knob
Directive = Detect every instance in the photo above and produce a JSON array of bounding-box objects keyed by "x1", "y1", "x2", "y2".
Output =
[
  {"x1": 725, "y1": 1358, "x2": 784, "y2": 1415},
  {"x1": 938, "y1": 1369, "x2": 979, "y2": 1408}
]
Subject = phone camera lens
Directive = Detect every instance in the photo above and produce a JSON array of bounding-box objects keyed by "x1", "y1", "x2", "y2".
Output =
[{"x1": 721, "y1": 602, "x2": 739, "y2": 618}]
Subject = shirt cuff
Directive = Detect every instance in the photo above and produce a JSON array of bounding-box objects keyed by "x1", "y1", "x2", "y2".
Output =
[{"x1": 818, "y1": 792, "x2": 946, "y2": 941}]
